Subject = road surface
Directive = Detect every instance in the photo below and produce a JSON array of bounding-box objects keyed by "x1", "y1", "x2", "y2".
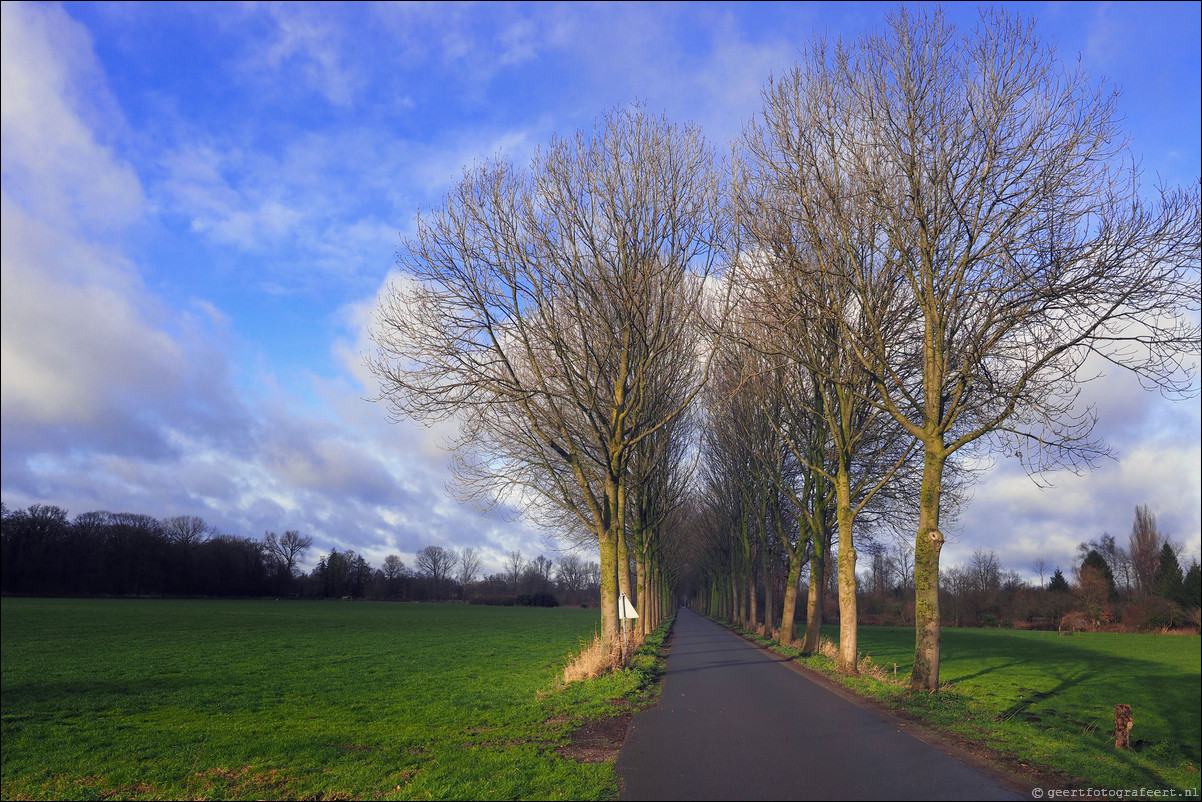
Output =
[{"x1": 615, "y1": 608, "x2": 1028, "y2": 801}]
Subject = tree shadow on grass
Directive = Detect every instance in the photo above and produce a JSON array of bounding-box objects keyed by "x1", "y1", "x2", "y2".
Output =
[{"x1": 853, "y1": 627, "x2": 1200, "y2": 789}]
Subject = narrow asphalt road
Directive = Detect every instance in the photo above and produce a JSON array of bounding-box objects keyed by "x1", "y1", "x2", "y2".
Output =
[{"x1": 615, "y1": 608, "x2": 1029, "y2": 801}]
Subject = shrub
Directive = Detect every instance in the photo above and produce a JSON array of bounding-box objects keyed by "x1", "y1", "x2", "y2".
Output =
[
  {"x1": 516, "y1": 592, "x2": 559, "y2": 607},
  {"x1": 1123, "y1": 597, "x2": 1188, "y2": 631}
]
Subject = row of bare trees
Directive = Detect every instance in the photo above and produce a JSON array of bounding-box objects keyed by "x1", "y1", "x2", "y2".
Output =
[
  {"x1": 369, "y1": 7, "x2": 1199, "y2": 687},
  {"x1": 0, "y1": 499, "x2": 608, "y2": 605},
  {"x1": 690, "y1": 501, "x2": 1200, "y2": 641},
  {"x1": 370, "y1": 105, "x2": 718, "y2": 648}
]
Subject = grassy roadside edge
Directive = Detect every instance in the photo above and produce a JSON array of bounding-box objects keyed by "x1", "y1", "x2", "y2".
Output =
[
  {"x1": 545, "y1": 613, "x2": 676, "y2": 786},
  {"x1": 712, "y1": 618, "x2": 1199, "y2": 795}
]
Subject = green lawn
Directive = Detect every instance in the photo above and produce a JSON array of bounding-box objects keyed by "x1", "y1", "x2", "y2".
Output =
[
  {"x1": 796, "y1": 625, "x2": 1201, "y2": 792},
  {"x1": 1, "y1": 598, "x2": 644, "y2": 801}
]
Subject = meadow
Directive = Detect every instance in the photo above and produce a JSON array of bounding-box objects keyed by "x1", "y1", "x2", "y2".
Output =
[
  {"x1": 1, "y1": 598, "x2": 646, "y2": 801},
  {"x1": 782, "y1": 625, "x2": 1202, "y2": 793},
  {"x1": 6, "y1": 599, "x2": 1199, "y2": 799}
]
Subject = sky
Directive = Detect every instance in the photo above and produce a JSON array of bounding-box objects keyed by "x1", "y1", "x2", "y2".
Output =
[{"x1": 2, "y1": 1, "x2": 1199, "y2": 582}]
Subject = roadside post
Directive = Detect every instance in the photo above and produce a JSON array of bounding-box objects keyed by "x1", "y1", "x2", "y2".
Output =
[{"x1": 618, "y1": 592, "x2": 639, "y2": 661}]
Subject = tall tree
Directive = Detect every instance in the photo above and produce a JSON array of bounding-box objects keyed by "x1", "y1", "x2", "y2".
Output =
[
  {"x1": 1154, "y1": 543, "x2": 1186, "y2": 607},
  {"x1": 1129, "y1": 504, "x2": 1164, "y2": 596},
  {"x1": 264, "y1": 530, "x2": 314, "y2": 584},
  {"x1": 752, "y1": 7, "x2": 1199, "y2": 689},
  {"x1": 163, "y1": 516, "x2": 211, "y2": 550},
  {"x1": 382, "y1": 554, "x2": 408, "y2": 598},
  {"x1": 415, "y1": 545, "x2": 456, "y2": 600},
  {"x1": 555, "y1": 554, "x2": 587, "y2": 598},
  {"x1": 457, "y1": 547, "x2": 483, "y2": 600},
  {"x1": 505, "y1": 550, "x2": 525, "y2": 592},
  {"x1": 370, "y1": 106, "x2": 727, "y2": 654}
]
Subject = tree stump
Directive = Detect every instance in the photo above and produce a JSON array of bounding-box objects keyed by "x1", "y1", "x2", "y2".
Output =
[{"x1": 1115, "y1": 704, "x2": 1134, "y2": 749}]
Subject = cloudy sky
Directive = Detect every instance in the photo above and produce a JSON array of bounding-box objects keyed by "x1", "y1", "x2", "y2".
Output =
[{"x1": 2, "y1": 1, "x2": 1199, "y2": 580}]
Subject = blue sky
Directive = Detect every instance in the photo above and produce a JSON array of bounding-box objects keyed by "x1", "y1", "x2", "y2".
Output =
[{"x1": 2, "y1": 1, "x2": 1199, "y2": 579}]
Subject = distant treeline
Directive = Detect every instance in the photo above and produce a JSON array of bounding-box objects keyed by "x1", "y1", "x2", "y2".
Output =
[
  {"x1": 848, "y1": 507, "x2": 1201, "y2": 632},
  {"x1": 0, "y1": 503, "x2": 602, "y2": 605}
]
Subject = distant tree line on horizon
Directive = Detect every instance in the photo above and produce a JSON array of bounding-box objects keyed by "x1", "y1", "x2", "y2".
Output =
[
  {"x1": 851, "y1": 505, "x2": 1201, "y2": 633},
  {"x1": 0, "y1": 502, "x2": 601, "y2": 605},
  {"x1": 3, "y1": 498, "x2": 1195, "y2": 631}
]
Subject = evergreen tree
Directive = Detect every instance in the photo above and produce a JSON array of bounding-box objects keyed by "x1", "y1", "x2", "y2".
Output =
[
  {"x1": 1183, "y1": 560, "x2": 1201, "y2": 610},
  {"x1": 1048, "y1": 568, "x2": 1070, "y2": 593},
  {"x1": 1154, "y1": 543, "x2": 1185, "y2": 606}
]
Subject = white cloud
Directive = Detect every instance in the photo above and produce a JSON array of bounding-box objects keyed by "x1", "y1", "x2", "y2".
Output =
[
  {"x1": 154, "y1": 124, "x2": 546, "y2": 296},
  {"x1": 238, "y1": 3, "x2": 363, "y2": 107},
  {"x1": 1, "y1": 2, "x2": 191, "y2": 439},
  {"x1": 945, "y1": 384, "x2": 1202, "y2": 579},
  {"x1": 0, "y1": 3, "x2": 142, "y2": 231},
  {"x1": 1, "y1": 1, "x2": 249, "y2": 495}
]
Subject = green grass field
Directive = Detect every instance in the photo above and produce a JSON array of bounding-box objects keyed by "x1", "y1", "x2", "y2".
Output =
[
  {"x1": 1, "y1": 598, "x2": 645, "y2": 801},
  {"x1": 790, "y1": 625, "x2": 1202, "y2": 793},
  {"x1": 7, "y1": 599, "x2": 1199, "y2": 799}
]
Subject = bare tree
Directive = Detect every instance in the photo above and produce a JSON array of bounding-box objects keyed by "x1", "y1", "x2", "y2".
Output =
[
  {"x1": 382, "y1": 554, "x2": 406, "y2": 581},
  {"x1": 505, "y1": 549, "x2": 525, "y2": 592},
  {"x1": 627, "y1": 381, "x2": 697, "y2": 634},
  {"x1": 555, "y1": 553, "x2": 586, "y2": 595},
  {"x1": 1129, "y1": 504, "x2": 1165, "y2": 596},
  {"x1": 264, "y1": 530, "x2": 313, "y2": 579},
  {"x1": 968, "y1": 549, "x2": 1002, "y2": 597},
  {"x1": 382, "y1": 554, "x2": 407, "y2": 598},
  {"x1": 370, "y1": 106, "x2": 727, "y2": 654},
  {"x1": 415, "y1": 545, "x2": 456, "y2": 600},
  {"x1": 531, "y1": 554, "x2": 554, "y2": 585},
  {"x1": 889, "y1": 534, "x2": 915, "y2": 594},
  {"x1": 163, "y1": 516, "x2": 211, "y2": 550},
  {"x1": 701, "y1": 332, "x2": 828, "y2": 648},
  {"x1": 457, "y1": 546, "x2": 483, "y2": 599},
  {"x1": 755, "y1": 7, "x2": 1198, "y2": 689}
]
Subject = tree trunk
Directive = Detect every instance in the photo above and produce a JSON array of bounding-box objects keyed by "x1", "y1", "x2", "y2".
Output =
[
  {"x1": 802, "y1": 520, "x2": 826, "y2": 653},
  {"x1": 599, "y1": 526, "x2": 620, "y2": 655},
  {"x1": 836, "y1": 468, "x2": 858, "y2": 674},
  {"x1": 910, "y1": 447, "x2": 946, "y2": 690},
  {"x1": 616, "y1": 518, "x2": 633, "y2": 604},
  {"x1": 598, "y1": 472, "x2": 622, "y2": 657},
  {"x1": 761, "y1": 526, "x2": 775, "y2": 637},
  {"x1": 747, "y1": 546, "x2": 759, "y2": 632},
  {"x1": 635, "y1": 547, "x2": 648, "y2": 637},
  {"x1": 779, "y1": 549, "x2": 803, "y2": 647}
]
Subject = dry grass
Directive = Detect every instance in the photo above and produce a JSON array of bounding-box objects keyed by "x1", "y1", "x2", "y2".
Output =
[
  {"x1": 857, "y1": 652, "x2": 905, "y2": 685},
  {"x1": 561, "y1": 634, "x2": 622, "y2": 684},
  {"x1": 817, "y1": 636, "x2": 839, "y2": 661},
  {"x1": 559, "y1": 624, "x2": 649, "y2": 684},
  {"x1": 817, "y1": 637, "x2": 904, "y2": 685}
]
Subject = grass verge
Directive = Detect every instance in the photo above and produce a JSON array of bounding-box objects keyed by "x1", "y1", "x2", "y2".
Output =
[{"x1": 726, "y1": 620, "x2": 1200, "y2": 794}]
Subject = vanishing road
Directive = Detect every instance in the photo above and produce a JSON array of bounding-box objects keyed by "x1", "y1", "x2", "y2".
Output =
[{"x1": 615, "y1": 608, "x2": 1029, "y2": 801}]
